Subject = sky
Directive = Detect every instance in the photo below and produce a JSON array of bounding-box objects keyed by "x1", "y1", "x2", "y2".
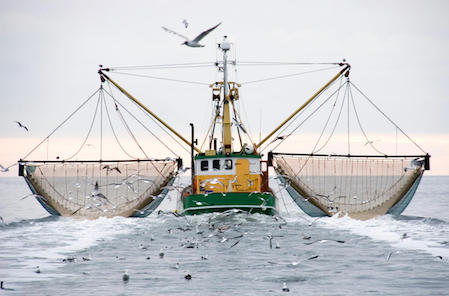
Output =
[{"x1": 0, "y1": 0, "x2": 448, "y2": 176}]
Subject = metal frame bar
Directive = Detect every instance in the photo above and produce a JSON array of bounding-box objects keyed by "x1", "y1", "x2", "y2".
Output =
[{"x1": 268, "y1": 151, "x2": 431, "y2": 170}]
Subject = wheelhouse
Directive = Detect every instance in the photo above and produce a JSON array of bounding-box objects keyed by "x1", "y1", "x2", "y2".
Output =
[{"x1": 193, "y1": 153, "x2": 269, "y2": 195}]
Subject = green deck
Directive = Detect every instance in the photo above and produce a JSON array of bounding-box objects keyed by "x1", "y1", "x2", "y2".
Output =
[{"x1": 182, "y1": 192, "x2": 277, "y2": 215}]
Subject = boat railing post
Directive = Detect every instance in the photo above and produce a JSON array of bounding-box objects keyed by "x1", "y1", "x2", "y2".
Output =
[
  {"x1": 267, "y1": 151, "x2": 273, "y2": 167},
  {"x1": 424, "y1": 153, "x2": 431, "y2": 170}
]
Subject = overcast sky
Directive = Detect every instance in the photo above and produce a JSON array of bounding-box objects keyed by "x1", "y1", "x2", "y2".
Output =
[{"x1": 1, "y1": 0, "x2": 448, "y2": 175}]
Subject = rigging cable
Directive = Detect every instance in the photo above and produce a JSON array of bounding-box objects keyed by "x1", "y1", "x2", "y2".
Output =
[
  {"x1": 109, "y1": 62, "x2": 213, "y2": 71},
  {"x1": 313, "y1": 79, "x2": 347, "y2": 153},
  {"x1": 347, "y1": 80, "x2": 351, "y2": 154},
  {"x1": 110, "y1": 71, "x2": 209, "y2": 86},
  {"x1": 22, "y1": 88, "x2": 101, "y2": 160},
  {"x1": 102, "y1": 88, "x2": 180, "y2": 158},
  {"x1": 309, "y1": 76, "x2": 345, "y2": 154},
  {"x1": 106, "y1": 80, "x2": 190, "y2": 155},
  {"x1": 270, "y1": 81, "x2": 347, "y2": 153},
  {"x1": 236, "y1": 61, "x2": 342, "y2": 66},
  {"x1": 349, "y1": 81, "x2": 427, "y2": 154},
  {"x1": 270, "y1": 84, "x2": 349, "y2": 179},
  {"x1": 231, "y1": 99, "x2": 255, "y2": 147},
  {"x1": 102, "y1": 91, "x2": 139, "y2": 159},
  {"x1": 348, "y1": 83, "x2": 387, "y2": 155},
  {"x1": 260, "y1": 79, "x2": 345, "y2": 153},
  {"x1": 103, "y1": 89, "x2": 167, "y2": 177},
  {"x1": 65, "y1": 92, "x2": 101, "y2": 160},
  {"x1": 100, "y1": 86, "x2": 103, "y2": 160},
  {"x1": 240, "y1": 66, "x2": 340, "y2": 85},
  {"x1": 259, "y1": 66, "x2": 349, "y2": 151}
]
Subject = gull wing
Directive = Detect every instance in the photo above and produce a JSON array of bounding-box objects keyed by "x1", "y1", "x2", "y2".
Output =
[
  {"x1": 162, "y1": 26, "x2": 190, "y2": 41},
  {"x1": 192, "y1": 22, "x2": 221, "y2": 43}
]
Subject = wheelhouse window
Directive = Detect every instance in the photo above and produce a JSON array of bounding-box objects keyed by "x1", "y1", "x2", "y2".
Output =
[
  {"x1": 200, "y1": 160, "x2": 209, "y2": 171},
  {"x1": 212, "y1": 159, "x2": 221, "y2": 170},
  {"x1": 224, "y1": 159, "x2": 233, "y2": 170}
]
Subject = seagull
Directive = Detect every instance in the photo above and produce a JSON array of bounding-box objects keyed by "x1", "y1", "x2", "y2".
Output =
[
  {"x1": 92, "y1": 181, "x2": 109, "y2": 201},
  {"x1": 200, "y1": 178, "x2": 224, "y2": 187},
  {"x1": 304, "y1": 239, "x2": 345, "y2": 245},
  {"x1": 182, "y1": 19, "x2": 189, "y2": 28},
  {"x1": 122, "y1": 270, "x2": 130, "y2": 282},
  {"x1": 162, "y1": 22, "x2": 221, "y2": 47},
  {"x1": 0, "y1": 281, "x2": 15, "y2": 291},
  {"x1": 229, "y1": 239, "x2": 241, "y2": 248},
  {"x1": 102, "y1": 165, "x2": 121, "y2": 174},
  {"x1": 364, "y1": 139, "x2": 380, "y2": 146},
  {"x1": 386, "y1": 251, "x2": 400, "y2": 261},
  {"x1": 269, "y1": 135, "x2": 287, "y2": 145},
  {"x1": 0, "y1": 164, "x2": 9, "y2": 172},
  {"x1": 14, "y1": 121, "x2": 29, "y2": 131}
]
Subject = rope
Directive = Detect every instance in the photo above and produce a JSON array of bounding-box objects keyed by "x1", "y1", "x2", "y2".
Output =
[
  {"x1": 260, "y1": 72, "x2": 346, "y2": 152},
  {"x1": 102, "y1": 91, "x2": 139, "y2": 159},
  {"x1": 102, "y1": 88, "x2": 181, "y2": 157},
  {"x1": 236, "y1": 61, "x2": 342, "y2": 66},
  {"x1": 310, "y1": 76, "x2": 344, "y2": 153},
  {"x1": 241, "y1": 66, "x2": 340, "y2": 85},
  {"x1": 103, "y1": 88, "x2": 171, "y2": 182},
  {"x1": 22, "y1": 88, "x2": 101, "y2": 160},
  {"x1": 348, "y1": 83, "x2": 387, "y2": 155},
  {"x1": 349, "y1": 81, "x2": 427, "y2": 154},
  {"x1": 109, "y1": 62, "x2": 213, "y2": 71},
  {"x1": 313, "y1": 81, "x2": 347, "y2": 153},
  {"x1": 266, "y1": 81, "x2": 347, "y2": 153},
  {"x1": 231, "y1": 99, "x2": 255, "y2": 147},
  {"x1": 274, "y1": 83, "x2": 348, "y2": 178},
  {"x1": 106, "y1": 80, "x2": 189, "y2": 154},
  {"x1": 65, "y1": 93, "x2": 101, "y2": 160},
  {"x1": 110, "y1": 71, "x2": 209, "y2": 86},
  {"x1": 100, "y1": 88, "x2": 104, "y2": 160},
  {"x1": 112, "y1": 98, "x2": 150, "y2": 160},
  {"x1": 346, "y1": 81, "x2": 350, "y2": 155}
]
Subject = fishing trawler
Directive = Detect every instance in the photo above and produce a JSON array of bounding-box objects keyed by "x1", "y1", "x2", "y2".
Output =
[{"x1": 18, "y1": 35, "x2": 430, "y2": 219}]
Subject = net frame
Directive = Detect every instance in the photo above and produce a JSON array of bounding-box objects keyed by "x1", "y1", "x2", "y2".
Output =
[
  {"x1": 271, "y1": 152, "x2": 428, "y2": 218},
  {"x1": 19, "y1": 159, "x2": 179, "y2": 219}
]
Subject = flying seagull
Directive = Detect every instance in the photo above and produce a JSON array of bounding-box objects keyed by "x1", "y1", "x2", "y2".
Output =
[
  {"x1": 269, "y1": 135, "x2": 287, "y2": 145},
  {"x1": 162, "y1": 22, "x2": 221, "y2": 47},
  {"x1": 0, "y1": 164, "x2": 9, "y2": 172},
  {"x1": 14, "y1": 121, "x2": 29, "y2": 132},
  {"x1": 233, "y1": 117, "x2": 247, "y2": 133},
  {"x1": 102, "y1": 165, "x2": 121, "y2": 174}
]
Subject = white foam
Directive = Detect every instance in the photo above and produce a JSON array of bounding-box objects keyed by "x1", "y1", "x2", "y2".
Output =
[{"x1": 317, "y1": 214, "x2": 449, "y2": 259}]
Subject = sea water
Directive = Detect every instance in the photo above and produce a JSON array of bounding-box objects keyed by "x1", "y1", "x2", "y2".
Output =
[{"x1": 0, "y1": 175, "x2": 448, "y2": 295}]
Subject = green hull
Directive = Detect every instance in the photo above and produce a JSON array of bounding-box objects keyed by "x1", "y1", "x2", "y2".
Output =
[{"x1": 182, "y1": 192, "x2": 277, "y2": 215}]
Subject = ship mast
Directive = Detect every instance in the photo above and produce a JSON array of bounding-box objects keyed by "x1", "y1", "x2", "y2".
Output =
[{"x1": 220, "y1": 36, "x2": 233, "y2": 155}]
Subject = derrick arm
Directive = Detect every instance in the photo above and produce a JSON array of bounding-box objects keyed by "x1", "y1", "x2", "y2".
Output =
[
  {"x1": 255, "y1": 64, "x2": 351, "y2": 149},
  {"x1": 99, "y1": 69, "x2": 202, "y2": 153}
]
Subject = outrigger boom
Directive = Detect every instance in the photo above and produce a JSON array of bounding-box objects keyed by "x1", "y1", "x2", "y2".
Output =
[{"x1": 98, "y1": 69, "x2": 202, "y2": 153}]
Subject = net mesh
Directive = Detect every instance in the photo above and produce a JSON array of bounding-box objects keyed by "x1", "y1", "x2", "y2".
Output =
[
  {"x1": 274, "y1": 155, "x2": 424, "y2": 217},
  {"x1": 22, "y1": 160, "x2": 177, "y2": 218}
]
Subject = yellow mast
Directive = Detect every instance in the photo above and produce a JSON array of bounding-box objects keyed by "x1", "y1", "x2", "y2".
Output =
[
  {"x1": 255, "y1": 64, "x2": 351, "y2": 149},
  {"x1": 221, "y1": 37, "x2": 232, "y2": 154},
  {"x1": 99, "y1": 70, "x2": 202, "y2": 153}
]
